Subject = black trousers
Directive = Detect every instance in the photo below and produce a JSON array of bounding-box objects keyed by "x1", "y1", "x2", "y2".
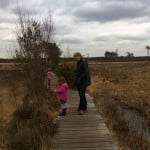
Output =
[{"x1": 78, "y1": 87, "x2": 87, "y2": 111}]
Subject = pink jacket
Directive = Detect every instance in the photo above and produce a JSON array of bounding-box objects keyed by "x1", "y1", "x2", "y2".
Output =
[{"x1": 54, "y1": 83, "x2": 69, "y2": 102}]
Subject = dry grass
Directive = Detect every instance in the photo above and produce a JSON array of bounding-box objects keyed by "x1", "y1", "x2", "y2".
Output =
[
  {"x1": 0, "y1": 70, "x2": 25, "y2": 149},
  {"x1": 0, "y1": 70, "x2": 25, "y2": 120},
  {"x1": 0, "y1": 63, "x2": 17, "y2": 71},
  {"x1": 88, "y1": 61, "x2": 150, "y2": 116},
  {"x1": 88, "y1": 61, "x2": 150, "y2": 150},
  {"x1": 0, "y1": 65, "x2": 59, "y2": 150}
]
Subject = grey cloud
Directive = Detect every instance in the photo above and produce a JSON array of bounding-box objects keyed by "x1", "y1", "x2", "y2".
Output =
[
  {"x1": 116, "y1": 34, "x2": 150, "y2": 42},
  {"x1": 94, "y1": 33, "x2": 150, "y2": 43},
  {"x1": 0, "y1": 26, "x2": 9, "y2": 30},
  {"x1": 12, "y1": 7, "x2": 42, "y2": 16},
  {"x1": 0, "y1": 0, "x2": 17, "y2": 9},
  {"x1": 0, "y1": 0, "x2": 11, "y2": 8},
  {"x1": 94, "y1": 35, "x2": 110, "y2": 42},
  {"x1": 3, "y1": 39, "x2": 16, "y2": 43},
  {"x1": 1, "y1": 0, "x2": 150, "y2": 24},
  {"x1": 73, "y1": 1, "x2": 150, "y2": 23},
  {"x1": 0, "y1": 0, "x2": 150, "y2": 58},
  {"x1": 61, "y1": 38, "x2": 84, "y2": 44},
  {"x1": 0, "y1": 16, "x2": 16, "y2": 24},
  {"x1": 55, "y1": 24, "x2": 74, "y2": 35}
]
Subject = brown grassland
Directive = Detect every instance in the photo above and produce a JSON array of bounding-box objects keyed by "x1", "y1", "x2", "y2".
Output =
[
  {"x1": 88, "y1": 61, "x2": 150, "y2": 150},
  {"x1": 0, "y1": 62, "x2": 149, "y2": 150},
  {"x1": 0, "y1": 64, "x2": 59, "y2": 150},
  {"x1": 0, "y1": 64, "x2": 24, "y2": 121},
  {"x1": 89, "y1": 61, "x2": 150, "y2": 116}
]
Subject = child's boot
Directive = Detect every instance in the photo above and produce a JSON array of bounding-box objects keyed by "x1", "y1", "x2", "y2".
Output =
[
  {"x1": 59, "y1": 109, "x2": 66, "y2": 116},
  {"x1": 59, "y1": 111, "x2": 63, "y2": 116},
  {"x1": 63, "y1": 108, "x2": 66, "y2": 116}
]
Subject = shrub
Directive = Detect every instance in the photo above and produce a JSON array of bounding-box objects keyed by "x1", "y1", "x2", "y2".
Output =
[
  {"x1": 15, "y1": 11, "x2": 61, "y2": 104},
  {"x1": 46, "y1": 43, "x2": 61, "y2": 71},
  {"x1": 3, "y1": 9, "x2": 60, "y2": 150},
  {"x1": 13, "y1": 104, "x2": 34, "y2": 121},
  {"x1": 7, "y1": 103, "x2": 58, "y2": 150},
  {"x1": 0, "y1": 118, "x2": 7, "y2": 149},
  {"x1": 8, "y1": 128, "x2": 50, "y2": 150},
  {"x1": 57, "y1": 62, "x2": 75, "y2": 87}
]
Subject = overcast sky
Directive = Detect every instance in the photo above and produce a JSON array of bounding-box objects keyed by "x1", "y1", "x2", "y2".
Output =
[{"x1": 0, "y1": 0, "x2": 150, "y2": 58}]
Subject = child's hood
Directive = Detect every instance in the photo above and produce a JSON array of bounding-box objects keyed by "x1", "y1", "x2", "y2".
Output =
[{"x1": 61, "y1": 83, "x2": 69, "y2": 89}]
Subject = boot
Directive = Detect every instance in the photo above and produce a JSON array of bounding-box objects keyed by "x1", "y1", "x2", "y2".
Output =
[
  {"x1": 79, "y1": 110, "x2": 84, "y2": 115},
  {"x1": 59, "y1": 109, "x2": 66, "y2": 116},
  {"x1": 63, "y1": 108, "x2": 66, "y2": 116}
]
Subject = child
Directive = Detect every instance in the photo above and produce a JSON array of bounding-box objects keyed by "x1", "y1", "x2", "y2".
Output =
[{"x1": 54, "y1": 77, "x2": 69, "y2": 116}]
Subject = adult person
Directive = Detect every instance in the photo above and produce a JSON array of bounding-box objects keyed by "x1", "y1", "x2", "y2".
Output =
[{"x1": 74, "y1": 52, "x2": 91, "y2": 115}]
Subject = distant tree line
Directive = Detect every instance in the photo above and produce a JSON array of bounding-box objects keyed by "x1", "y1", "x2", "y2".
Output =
[
  {"x1": 105, "y1": 50, "x2": 134, "y2": 57},
  {"x1": 105, "y1": 51, "x2": 118, "y2": 57},
  {"x1": 104, "y1": 45, "x2": 150, "y2": 58},
  {"x1": 126, "y1": 52, "x2": 134, "y2": 57}
]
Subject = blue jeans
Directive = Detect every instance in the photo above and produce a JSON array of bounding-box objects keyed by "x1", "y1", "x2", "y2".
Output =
[{"x1": 78, "y1": 87, "x2": 87, "y2": 111}]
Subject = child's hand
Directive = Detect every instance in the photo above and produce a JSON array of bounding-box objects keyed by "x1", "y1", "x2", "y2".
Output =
[
  {"x1": 53, "y1": 90, "x2": 56, "y2": 95},
  {"x1": 53, "y1": 91, "x2": 57, "y2": 98}
]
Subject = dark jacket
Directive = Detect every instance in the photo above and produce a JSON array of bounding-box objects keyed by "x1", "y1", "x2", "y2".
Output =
[{"x1": 75, "y1": 59, "x2": 91, "y2": 88}]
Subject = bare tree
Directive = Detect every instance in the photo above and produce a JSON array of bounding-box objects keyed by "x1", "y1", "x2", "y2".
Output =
[
  {"x1": 16, "y1": 8, "x2": 54, "y2": 59},
  {"x1": 5, "y1": 8, "x2": 61, "y2": 150},
  {"x1": 145, "y1": 45, "x2": 150, "y2": 56},
  {"x1": 15, "y1": 8, "x2": 60, "y2": 104},
  {"x1": 126, "y1": 51, "x2": 134, "y2": 57}
]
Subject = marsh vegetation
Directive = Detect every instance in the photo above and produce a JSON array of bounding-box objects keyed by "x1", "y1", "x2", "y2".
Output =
[{"x1": 88, "y1": 61, "x2": 150, "y2": 150}]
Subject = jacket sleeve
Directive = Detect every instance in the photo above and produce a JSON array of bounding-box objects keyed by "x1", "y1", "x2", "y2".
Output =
[
  {"x1": 79, "y1": 61, "x2": 88, "y2": 81},
  {"x1": 55, "y1": 86, "x2": 65, "y2": 94}
]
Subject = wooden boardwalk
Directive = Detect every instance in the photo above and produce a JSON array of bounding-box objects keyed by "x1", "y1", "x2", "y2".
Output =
[{"x1": 51, "y1": 90, "x2": 118, "y2": 150}]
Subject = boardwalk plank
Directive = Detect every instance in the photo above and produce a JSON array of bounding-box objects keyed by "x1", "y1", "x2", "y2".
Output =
[{"x1": 51, "y1": 90, "x2": 118, "y2": 150}]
